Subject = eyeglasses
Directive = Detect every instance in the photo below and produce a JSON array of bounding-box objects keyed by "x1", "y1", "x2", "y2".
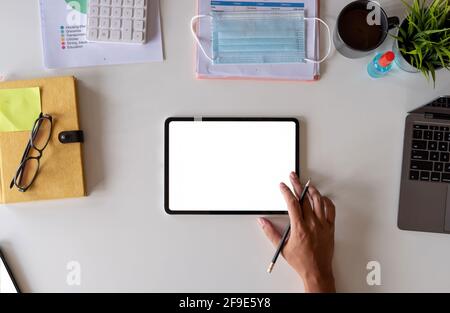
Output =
[{"x1": 10, "y1": 113, "x2": 53, "y2": 192}]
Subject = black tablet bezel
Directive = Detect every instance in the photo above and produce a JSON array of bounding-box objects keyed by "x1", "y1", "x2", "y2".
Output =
[
  {"x1": 0, "y1": 249, "x2": 21, "y2": 293},
  {"x1": 164, "y1": 117, "x2": 300, "y2": 215}
]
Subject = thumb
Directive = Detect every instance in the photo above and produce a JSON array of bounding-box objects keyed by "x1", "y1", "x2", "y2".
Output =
[{"x1": 258, "y1": 218, "x2": 281, "y2": 247}]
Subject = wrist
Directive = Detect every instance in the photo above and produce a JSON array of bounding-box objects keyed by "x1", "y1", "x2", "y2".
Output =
[{"x1": 302, "y1": 272, "x2": 336, "y2": 293}]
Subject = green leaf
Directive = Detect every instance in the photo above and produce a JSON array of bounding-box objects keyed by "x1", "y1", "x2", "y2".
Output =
[
  {"x1": 441, "y1": 47, "x2": 450, "y2": 59},
  {"x1": 398, "y1": 26, "x2": 408, "y2": 40},
  {"x1": 416, "y1": 28, "x2": 450, "y2": 36},
  {"x1": 435, "y1": 48, "x2": 446, "y2": 67}
]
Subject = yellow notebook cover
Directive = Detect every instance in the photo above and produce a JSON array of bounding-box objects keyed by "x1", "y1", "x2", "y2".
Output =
[{"x1": 0, "y1": 76, "x2": 85, "y2": 203}]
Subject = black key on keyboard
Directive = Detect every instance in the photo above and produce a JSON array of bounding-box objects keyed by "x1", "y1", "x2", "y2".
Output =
[
  {"x1": 445, "y1": 132, "x2": 450, "y2": 141},
  {"x1": 438, "y1": 98, "x2": 448, "y2": 105},
  {"x1": 434, "y1": 131, "x2": 444, "y2": 141},
  {"x1": 410, "y1": 171, "x2": 419, "y2": 180},
  {"x1": 420, "y1": 171, "x2": 430, "y2": 181},
  {"x1": 445, "y1": 163, "x2": 450, "y2": 172},
  {"x1": 430, "y1": 125, "x2": 439, "y2": 130},
  {"x1": 442, "y1": 173, "x2": 450, "y2": 183},
  {"x1": 411, "y1": 160, "x2": 433, "y2": 171},
  {"x1": 441, "y1": 126, "x2": 450, "y2": 131},
  {"x1": 424, "y1": 130, "x2": 433, "y2": 140},
  {"x1": 412, "y1": 140, "x2": 427, "y2": 150},
  {"x1": 439, "y1": 142, "x2": 449, "y2": 151},
  {"x1": 441, "y1": 152, "x2": 450, "y2": 162},
  {"x1": 435, "y1": 162, "x2": 444, "y2": 172},
  {"x1": 428, "y1": 141, "x2": 438, "y2": 150},
  {"x1": 413, "y1": 124, "x2": 428, "y2": 129},
  {"x1": 431, "y1": 151, "x2": 440, "y2": 161},
  {"x1": 412, "y1": 150, "x2": 429, "y2": 160},
  {"x1": 431, "y1": 172, "x2": 441, "y2": 182},
  {"x1": 413, "y1": 129, "x2": 423, "y2": 139}
]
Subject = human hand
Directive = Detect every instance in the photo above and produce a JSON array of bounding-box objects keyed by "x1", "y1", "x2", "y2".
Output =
[{"x1": 258, "y1": 172, "x2": 336, "y2": 293}]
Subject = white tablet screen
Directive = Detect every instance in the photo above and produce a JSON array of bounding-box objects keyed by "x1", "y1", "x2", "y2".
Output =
[
  {"x1": 167, "y1": 120, "x2": 298, "y2": 212},
  {"x1": 0, "y1": 255, "x2": 18, "y2": 293}
]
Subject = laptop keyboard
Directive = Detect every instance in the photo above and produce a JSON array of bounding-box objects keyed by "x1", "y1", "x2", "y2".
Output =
[
  {"x1": 410, "y1": 123, "x2": 450, "y2": 183},
  {"x1": 426, "y1": 96, "x2": 450, "y2": 108}
]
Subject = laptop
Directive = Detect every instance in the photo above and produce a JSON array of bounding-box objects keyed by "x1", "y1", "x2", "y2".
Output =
[{"x1": 399, "y1": 96, "x2": 450, "y2": 234}]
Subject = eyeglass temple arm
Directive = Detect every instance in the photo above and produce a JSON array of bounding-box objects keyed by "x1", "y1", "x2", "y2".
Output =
[{"x1": 9, "y1": 119, "x2": 43, "y2": 188}]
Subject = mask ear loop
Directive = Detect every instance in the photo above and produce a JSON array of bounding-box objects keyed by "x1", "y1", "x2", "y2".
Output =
[
  {"x1": 304, "y1": 17, "x2": 332, "y2": 64},
  {"x1": 191, "y1": 15, "x2": 214, "y2": 63}
]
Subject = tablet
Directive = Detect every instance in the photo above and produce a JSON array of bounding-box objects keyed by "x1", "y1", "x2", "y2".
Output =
[{"x1": 165, "y1": 117, "x2": 299, "y2": 214}]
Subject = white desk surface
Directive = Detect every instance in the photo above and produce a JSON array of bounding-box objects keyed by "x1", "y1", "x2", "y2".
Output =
[{"x1": 0, "y1": 0, "x2": 449, "y2": 293}]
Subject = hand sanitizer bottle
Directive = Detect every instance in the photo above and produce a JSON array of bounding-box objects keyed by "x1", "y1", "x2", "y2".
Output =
[{"x1": 367, "y1": 51, "x2": 395, "y2": 78}]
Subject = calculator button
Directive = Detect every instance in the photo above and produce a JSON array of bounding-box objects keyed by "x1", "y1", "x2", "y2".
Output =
[
  {"x1": 124, "y1": 0, "x2": 134, "y2": 6},
  {"x1": 112, "y1": 7, "x2": 122, "y2": 17},
  {"x1": 111, "y1": 19, "x2": 121, "y2": 29},
  {"x1": 88, "y1": 17, "x2": 99, "y2": 28},
  {"x1": 122, "y1": 28, "x2": 132, "y2": 41},
  {"x1": 100, "y1": 18, "x2": 110, "y2": 28},
  {"x1": 123, "y1": 7, "x2": 133, "y2": 18},
  {"x1": 132, "y1": 31, "x2": 143, "y2": 42},
  {"x1": 110, "y1": 30, "x2": 121, "y2": 40},
  {"x1": 135, "y1": 0, "x2": 145, "y2": 8},
  {"x1": 101, "y1": 0, "x2": 111, "y2": 5},
  {"x1": 133, "y1": 19, "x2": 145, "y2": 31},
  {"x1": 88, "y1": 28, "x2": 98, "y2": 40},
  {"x1": 122, "y1": 19, "x2": 132, "y2": 29},
  {"x1": 100, "y1": 7, "x2": 111, "y2": 17},
  {"x1": 89, "y1": 6, "x2": 99, "y2": 16},
  {"x1": 112, "y1": 0, "x2": 122, "y2": 6},
  {"x1": 99, "y1": 29, "x2": 110, "y2": 40},
  {"x1": 134, "y1": 8, "x2": 145, "y2": 19}
]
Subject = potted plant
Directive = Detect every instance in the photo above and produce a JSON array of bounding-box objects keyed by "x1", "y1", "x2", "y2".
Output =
[{"x1": 393, "y1": 0, "x2": 450, "y2": 86}]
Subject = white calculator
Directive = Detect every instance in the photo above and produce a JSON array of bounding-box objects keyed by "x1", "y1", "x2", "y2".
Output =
[{"x1": 87, "y1": 0, "x2": 148, "y2": 44}]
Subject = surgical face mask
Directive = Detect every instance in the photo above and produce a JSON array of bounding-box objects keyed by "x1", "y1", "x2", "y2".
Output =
[{"x1": 191, "y1": 11, "x2": 331, "y2": 65}]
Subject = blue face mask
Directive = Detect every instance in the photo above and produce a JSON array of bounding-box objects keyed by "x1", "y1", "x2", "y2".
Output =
[
  {"x1": 191, "y1": 11, "x2": 331, "y2": 65},
  {"x1": 211, "y1": 11, "x2": 306, "y2": 65}
]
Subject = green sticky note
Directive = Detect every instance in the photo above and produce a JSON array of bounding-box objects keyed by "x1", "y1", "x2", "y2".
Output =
[{"x1": 0, "y1": 87, "x2": 41, "y2": 132}]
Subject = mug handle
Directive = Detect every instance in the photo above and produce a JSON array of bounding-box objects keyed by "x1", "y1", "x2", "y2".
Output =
[{"x1": 388, "y1": 16, "x2": 400, "y2": 30}]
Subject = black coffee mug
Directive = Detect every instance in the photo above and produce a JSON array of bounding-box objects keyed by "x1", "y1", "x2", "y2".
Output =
[{"x1": 333, "y1": 0, "x2": 399, "y2": 59}]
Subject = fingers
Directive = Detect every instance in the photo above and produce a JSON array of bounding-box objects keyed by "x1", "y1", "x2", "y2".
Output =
[
  {"x1": 300, "y1": 188, "x2": 315, "y2": 223},
  {"x1": 323, "y1": 197, "x2": 336, "y2": 225},
  {"x1": 308, "y1": 185, "x2": 326, "y2": 222},
  {"x1": 289, "y1": 172, "x2": 303, "y2": 199},
  {"x1": 288, "y1": 172, "x2": 313, "y2": 222},
  {"x1": 257, "y1": 217, "x2": 281, "y2": 247},
  {"x1": 280, "y1": 183, "x2": 303, "y2": 228}
]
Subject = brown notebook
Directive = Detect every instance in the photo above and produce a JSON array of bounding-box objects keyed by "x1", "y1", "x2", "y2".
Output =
[{"x1": 0, "y1": 76, "x2": 85, "y2": 203}]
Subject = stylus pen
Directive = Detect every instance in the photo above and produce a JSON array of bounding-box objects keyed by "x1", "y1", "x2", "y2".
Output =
[{"x1": 267, "y1": 179, "x2": 311, "y2": 274}]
